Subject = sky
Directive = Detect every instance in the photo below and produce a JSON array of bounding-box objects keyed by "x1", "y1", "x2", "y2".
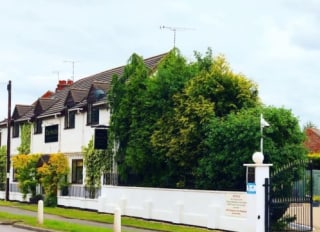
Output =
[{"x1": 0, "y1": 0, "x2": 319, "y2": 127}]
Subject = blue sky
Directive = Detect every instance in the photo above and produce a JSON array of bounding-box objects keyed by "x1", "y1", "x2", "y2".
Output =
[{"x1": 0, "y1": 0, "x2": 320, "y2": 127}]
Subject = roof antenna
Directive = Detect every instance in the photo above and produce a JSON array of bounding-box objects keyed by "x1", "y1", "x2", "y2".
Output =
[
  {"x1": 52, "y1": 70, "x2": 60, "y2": 81},
  {"x1": 160, "y1": 25, "x2": 194, "y2": 48},
  {"x1": 64, "y1": 60, "x2": 78, "y2": 81}
]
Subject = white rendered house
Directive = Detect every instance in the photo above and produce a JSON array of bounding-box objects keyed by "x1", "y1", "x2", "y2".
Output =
[{"x1": 0, "y1": 53, "x2": 167, "y2": 199}]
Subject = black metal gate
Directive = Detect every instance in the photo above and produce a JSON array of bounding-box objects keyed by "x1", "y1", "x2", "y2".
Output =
[{"x1": 265, "y1": 160, "x2": 313, "y2": 232}]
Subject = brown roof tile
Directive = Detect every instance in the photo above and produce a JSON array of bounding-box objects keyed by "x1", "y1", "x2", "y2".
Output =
[
  {"x1": 16, "y1": 52, "x2": 168, "y2": 120},
  {"x1": 12, "y1": 105, "x2": 34, "y2": 121}
]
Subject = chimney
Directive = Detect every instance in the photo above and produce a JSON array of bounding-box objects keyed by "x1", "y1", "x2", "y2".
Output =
[{"x1": 56, "y1": 79, "x2": 74, "y2": 92}]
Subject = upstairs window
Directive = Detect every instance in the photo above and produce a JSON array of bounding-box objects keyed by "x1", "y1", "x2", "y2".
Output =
[
  {"x1": 65, "y1": 110, "x2": 76, "y2": 129},
  {"x1": 34, "y1": 119, "x2": 42, "y2": 134},
  {"x1": 87, "y1": 104, "x2": 99, "y2": 125},
  {"x1": 12, "y1": 122, "x2": 19, "y2": 138},
  {"x1": 44, "y1": 125, "x2": 58, "y2": 143},
  {"x1": 94, "y1": 128, "x2": 108, "y2": 150}
]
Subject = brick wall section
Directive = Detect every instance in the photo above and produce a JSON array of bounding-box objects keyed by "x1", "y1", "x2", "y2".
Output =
[{"x1": 305, "y1": 128, "x2": 320, "y2": 153}]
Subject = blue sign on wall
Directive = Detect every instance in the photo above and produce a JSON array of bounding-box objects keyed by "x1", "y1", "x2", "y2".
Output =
[{"x1": 247, "y1": 182, "x2": 256, "y2": 194}]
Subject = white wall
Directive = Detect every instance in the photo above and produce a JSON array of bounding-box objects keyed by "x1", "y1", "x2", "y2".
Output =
[
  {"x1": 29, "y1": 108, "x2": 109, "y2": 154},
  {"x1": 58, "y1": 186, "x2": 250, "y2": 232},
  {"x1": 60, "y1": 112, "x2": 91, "y2": 153},
  {"x1": 11, "y1": 135, "x2": 21, "y2": 154},
  {"x1": 0, "y1": 191, "x2": 31, "y2": 202},
  {"x1": 0, "y1": 127, "x2": 8, "y2": 148}
]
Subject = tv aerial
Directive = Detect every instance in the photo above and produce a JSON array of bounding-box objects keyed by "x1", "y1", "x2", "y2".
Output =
[{"x1": 160, "y1": 25, "x2": 194, "y2": 48}]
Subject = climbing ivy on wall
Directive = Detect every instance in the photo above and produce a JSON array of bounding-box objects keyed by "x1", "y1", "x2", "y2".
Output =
[
  {"x1": 17, "y1": 123, "x2": 31, "y2": 154},
  {"x1": 82, "y1": 138, "x2": 110, "y2": 198}
]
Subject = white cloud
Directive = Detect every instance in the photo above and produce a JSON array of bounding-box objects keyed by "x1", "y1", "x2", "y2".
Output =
[{"x1": 0, "y1": 0, "x2": 320, "y2": 127}]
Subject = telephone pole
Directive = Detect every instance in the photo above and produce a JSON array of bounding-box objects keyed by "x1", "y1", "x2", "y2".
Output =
[{"x1": 6, "y1": 80, "x2": 11, "y2": 201}]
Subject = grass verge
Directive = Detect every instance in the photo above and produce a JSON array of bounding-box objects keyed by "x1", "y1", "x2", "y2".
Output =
[
  {"x1": 0, "y1": 200, "x2": 218, "y2": 232},
  {"x1": 0, "y1": 211, "x2": 113, "y2": 232}
]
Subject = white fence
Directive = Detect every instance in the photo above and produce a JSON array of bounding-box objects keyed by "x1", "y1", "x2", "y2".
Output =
[
  {"x1": 1, "y1": 163, "x2": 270, "y2": 231},
  {"x1": 58, "y1": 186, "x2": 250, "y2": 232}
]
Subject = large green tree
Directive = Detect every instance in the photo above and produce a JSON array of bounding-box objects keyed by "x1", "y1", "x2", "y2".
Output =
[
  {"x1": 109, "y1": 48, "x2": 306, "y2": 191},
  {"x1": 196, "y1": 106, "x2": 307, "y2": 190},
  {"x1": 109, "y1": 49, "x2": 195, "y2": 186},
  {"x1": 151, "y1": 53, "x2": 260, "y2": 188}
]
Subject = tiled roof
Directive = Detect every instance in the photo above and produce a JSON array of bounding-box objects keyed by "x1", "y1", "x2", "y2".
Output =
[
  {"x1": 92, "y1": 81, "x2": 109, "y2": 91},
  {"x1": 12, "y1": 105, "x2": 34, "y2": 121},
  {"x1": 70, "y1": 88, "x2": 88, "y2": 103},
  {"x1": 310, "y1": 128, "x2": 320, "y2": 137},
  {"x1": 0, "y1": 120, "x2": 6, "y2": 127},
  {"x1": 64, "y1": 88, "x2": 88, "y2": 107},
  {"x1": 18, "y1": 106, "x2": 35, "y2": 122},
  {"x1": 34, "y1": 98, "x2": 59, "y2": 117},
  {"x1": 14, "y1": 52, "x2": 168, "y2": 121},
  {"x1": 305, "y1": 127, "x2": 320, "y2": 153}
]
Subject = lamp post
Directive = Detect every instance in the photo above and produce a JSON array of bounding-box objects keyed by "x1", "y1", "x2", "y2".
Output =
[{"x1": 5, "y1": 80, "x2": 11, "y2": 201}]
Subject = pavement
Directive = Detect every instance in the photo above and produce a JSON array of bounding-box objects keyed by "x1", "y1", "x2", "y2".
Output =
[
  {"x1": 0, "y1": 205, "x2": 157, "y2": 232},
  {"x1": 314, "y1": 206, "x2": 320, "y2": 231},
  {"x1": 0, "y1": 224, "x2": 40, "y2": 232}
]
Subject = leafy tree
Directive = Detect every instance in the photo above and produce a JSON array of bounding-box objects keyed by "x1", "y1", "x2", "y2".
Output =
[
  {"x1": 12, "y1": 154, "x2": 40, "y2": 199},
  {"x1": 151, "y1": 53, "x2": 260, "y2": 188},
  {"x1": 108, "y1": 53, "x2": 150, "y2": 184},
  {"x1": 83, "y1": 138, "x2": 110, "y2": 197},
  {"x1": 0, "y1": 146, "x2": 6, "y2": 190},
  {"x1": 109, "y1": 49, "x2": 194, "y2": 186},
  {"x1": 17, "y1": 123, "x2": 31, "y2": 154},
  {"x1": 304, "y1": 121, "x2": 317, "y2": 130},
  {"x1": 196, "y1": 106, "x2": 307, "y2": 190},
  {"x1": 37, "y1": 153, "x2": 69, "y2": 206}
]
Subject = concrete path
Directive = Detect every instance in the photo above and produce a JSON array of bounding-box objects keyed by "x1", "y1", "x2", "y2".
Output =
[
  {"x1": 314, "y1": 206, "x2": 320, "y2": 231},
  {"x1": 0, "y1": 224, "x2": 38, "y2": 232},
  {"x1": 0, "y1": 205, "x2": 156, "y2": 232}
]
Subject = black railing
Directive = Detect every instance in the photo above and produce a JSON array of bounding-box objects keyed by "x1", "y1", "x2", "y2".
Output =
[
  {"x1": 265, "y1": 160, "x2": 313, "y2": 232},
  {"x1": 60, "y1": 185, "x2": 101, "y2": 199}
]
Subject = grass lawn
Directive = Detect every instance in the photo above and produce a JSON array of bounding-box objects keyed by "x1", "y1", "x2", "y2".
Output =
[
  {"x1": 0, "y1": 200, "x2": 219, "y2": 232},
  {"x1": 0, "y1": 211, "x2": 114, "y2": 232}
]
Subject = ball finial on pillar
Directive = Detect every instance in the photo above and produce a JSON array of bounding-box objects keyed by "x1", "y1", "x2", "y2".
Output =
[{"x1": 252, "y1": 151, "x2": 264, "y2": 164}]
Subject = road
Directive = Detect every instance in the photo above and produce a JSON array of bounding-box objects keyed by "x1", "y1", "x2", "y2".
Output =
[{"x1": 0, "y1": 224, "x2": 35, "y2": 231}]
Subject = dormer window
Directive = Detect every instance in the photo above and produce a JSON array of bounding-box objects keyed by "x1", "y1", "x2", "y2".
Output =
[
  {"x1": 87, "y1": 104, "x2": 99, "y2": 125},
  {"x1": 12, "y1": 122, "x2": 19, "y2": 138},
  {"x1": 94, "y1": 89, "x2": 106, "y2": 101},
  {"x1": 65, "y1": 109, "x2": 76, "y2": 129},
  {"x1": 34, "y1": 119, "x2": 42, "y2": 134}
]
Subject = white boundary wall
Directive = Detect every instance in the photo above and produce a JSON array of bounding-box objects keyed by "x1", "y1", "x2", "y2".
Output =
[
  {"x1": 58, "y1": 186, "x2": 250, "y2": 232},
  {"x1": 0, "y1": 191, "x2": 31, "y2": 202}
]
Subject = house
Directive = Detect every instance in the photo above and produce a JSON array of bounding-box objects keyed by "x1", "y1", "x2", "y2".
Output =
[
  {"x1": 0, "y1": 52, "x2": 167, "y2": 200},
  {"x1": 305, "y1": 127, "x2": 320, "y2": 153}
]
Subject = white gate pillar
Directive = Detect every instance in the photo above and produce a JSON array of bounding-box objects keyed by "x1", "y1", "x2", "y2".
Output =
[{"x1": 244, "y1": 151, "x2": 272, "y2": 232}]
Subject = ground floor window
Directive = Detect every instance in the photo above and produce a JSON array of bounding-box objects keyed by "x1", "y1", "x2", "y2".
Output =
[{"x1": 72, "y1": 159, "x2": 83, "y2": 184}]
